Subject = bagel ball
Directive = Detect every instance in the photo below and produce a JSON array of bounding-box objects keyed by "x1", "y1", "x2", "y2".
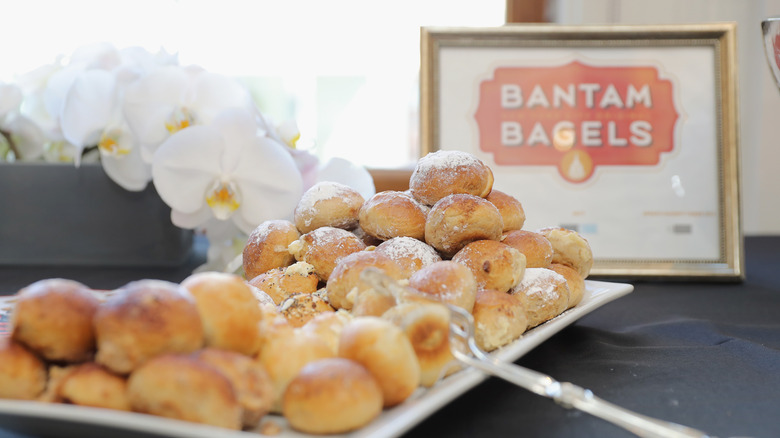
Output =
[
  {"x1": 182, "y1": 272, "x2": 264, "y2": 357},
  {"x1": 193, "y1": 348, "x2": 274, "y2": 428},
  {"x1": 326, "y1": 250, "x2": 405, "y2": 310},
  {"x1": 283, "y1": 358, "x2": 383, "y2": 434},
  {"x1": 452, "y1": 240, "x2": 526, "y2": 293},
  {"x1": 338, "y1": 317, "x2": 421, "y2": 407},
  {"x1": 288, "y1": 226, "x2": 367, "y2": 282},
  {"x1": 257, "y1": 327, "x2": 335, "y2": 413},
  {"x1": 408, "y1": 261, "x2": 478, "y2": 313},
  {"x1": 383, "y1": 302, "x2": 455, "y2": 387},
  {"x1": 94, "y1": 280, "x2": 204, "y2": 375},
  {"x1": 375, "y1": 236, "x2": 442, "y2": 278},
  {"x1": 501, "y1": 230, "x2": 554, "y2": 268},
  {"x1": 409, "y1": 150, "x2": 494, "y2": 206},
  {"x1": 537, "y1": 227, "x2": 594, "y2": 278},
  {"x1": 425, "y1": 194, "x2": 503, "y2": 258},
  {"x1": 549, "y1": 263, "x2": 586, "y2": 309},
  {"x1": 12, "y1": 278, "x2": 99, "y2": 363},
  {"x1": 486, "y1": 189, "x2": 526, "y2": 232},
  {"x1": 510, "y1": 268, "x2": 570, "y2": 328},
  {"x1": 127, "y1": 354, "x2": 241, "y2": 429},
  {"x1": 56, "y1": 362, "x2": 131, "y2": 411},
  {"x1": 358, "y1": 190, "x2": 428, "y2": 241},
  {"x1": 294, "y1": 181, "x2": 365, "y2": 234},
  {"x1": 243, "y1": 219, "x2": 300, "y2": 281},
  {"x1": 472, "y1": 289, "x2": 528, "y2": 352},
  {"x1": 0, "y1": 338, "x2": 47, "y2": 400}
]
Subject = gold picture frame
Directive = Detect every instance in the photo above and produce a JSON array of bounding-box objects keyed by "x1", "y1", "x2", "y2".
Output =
[{"x1": 420, "y1": 23, "x2": 743, "y2": 280}]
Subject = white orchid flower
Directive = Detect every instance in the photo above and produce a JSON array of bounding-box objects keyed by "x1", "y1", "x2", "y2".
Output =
[
  {"x1": 152, "y1": 108, "x2": 304, "y2": 234},
  {"x1": 0, "y1": 82, "x2": 22, "y2": 116},
  {"x1": 15, "y1": 60, "x2": 65, "y2": 141},
  {"x1": 59, "y1": 68, "x2": 151, "y2": 190},
  {"x1": 0, "y1": 82, "x2": 45, "y2": 161},
  {"x1": 43, "y1": 43, "x2": 121, "y2": 125},
  {"x1": 57, "y1": 46, "x2": 176, "y2": 188},
  {"x1": 124, "y1": 65, "x2": 254, "y2": 160}
]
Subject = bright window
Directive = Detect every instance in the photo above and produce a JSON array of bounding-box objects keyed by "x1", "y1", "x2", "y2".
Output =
[{"x1": 1, "y1": 0, "x2": 505, "y2": 168}]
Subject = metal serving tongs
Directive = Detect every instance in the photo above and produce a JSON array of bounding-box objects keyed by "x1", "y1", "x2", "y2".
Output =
[
  {"x1": 447, "y1": 305, "x2": 711, "y2": 438},
  {"x1": 358, "y1": 267, "x2": 710, "y2": 438}
]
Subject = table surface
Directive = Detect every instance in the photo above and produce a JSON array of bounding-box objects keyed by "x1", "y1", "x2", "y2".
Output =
[{"x1": 1, "y1": 236, "x2": 778, "y2": 438}]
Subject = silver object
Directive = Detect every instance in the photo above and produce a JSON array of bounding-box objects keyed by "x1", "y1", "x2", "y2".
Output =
[
  {"x1": 358, "y1": 267, "x2": 711, "y2": 438},
  {"x1": 447, "y1": 304, "x2": 710, "y2": 438}
]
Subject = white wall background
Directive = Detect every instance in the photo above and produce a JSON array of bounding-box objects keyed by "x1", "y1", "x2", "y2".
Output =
[{"x1": 548, "y1": 0, "x2": 780, "y2": 235}]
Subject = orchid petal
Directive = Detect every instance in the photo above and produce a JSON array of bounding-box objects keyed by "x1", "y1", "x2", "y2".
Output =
[
  {"x1": 61, "y1": 70, "x2": 116, "y2": 147},
  {"x1": 208, "y1": 109, "x2": 259, "y2": 173},
  {"x1": 70, "y1": 42, "x2": 120, "y2": 70},
  {"x1": 190, "y1": 72, "x2": 253, "y2": 124},
  {"x1": 171, "y1": 206, "x2": 213, "y2": 230},
  {"x1": 316, "y1": 157, "x2": 376, "y2": 200},
  {"x1": 122, "y1": 66, "x2": 187, "y2": 148},
  {"x1": 151, "y1": 125, "x2": 222, "y2": 214},
  {"x1": 0, "y1": 83, "x2": 22, "y2": 117},
  {"x1": 3, "y1": 114, "x2": 45, "y2": 161},
  {"x1": 230, "y1": 136, "x2": 304, "y2": 234},
  {"x1": 288, "y1": 147, "x2": 320, "y2": 190},
  {"x1": 276, "y1": 119, "x2": 301, "y2": 148},
  {"x1": 101, "y1": 138, "x2": 151, "y2": 191},
  {"x1": 43, "y1": 65, "x2": 82, "y2": 119}
]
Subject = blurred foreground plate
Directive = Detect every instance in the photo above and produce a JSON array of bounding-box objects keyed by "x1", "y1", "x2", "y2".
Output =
[{"x1": 0, "y1": 280, "x2": 633, "y2": 438}]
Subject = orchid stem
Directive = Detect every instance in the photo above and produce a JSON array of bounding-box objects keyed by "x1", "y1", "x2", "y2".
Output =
[{"x1": 0, "y1": 129, "x2": 20, "y2": 160}]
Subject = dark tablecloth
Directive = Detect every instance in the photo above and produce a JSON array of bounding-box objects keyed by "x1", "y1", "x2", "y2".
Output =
[{"x1": 1, "y1": 236, "x2": 778, "y2": 438}]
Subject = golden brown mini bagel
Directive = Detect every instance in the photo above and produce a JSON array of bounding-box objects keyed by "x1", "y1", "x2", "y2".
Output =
[
  {"x1": 351, "y1": 287, "x2": 397, "y2": 317},
  {"x1": 294, "y1": 181, "x2": 365, "y2": 234},
  {"x1": 283, "y1": 358, "x2": 383, "y2": 434},
  {"x1": 326, "y1": 250, "x2": 405, "y2": 310},
  {"x1": 382, "y1": 302, "x2": 455, "y2": 387},
  {"x1": 300, "y1": 310, "x2": 354, "y2": 355},
  {"x1": 409, "y1": 150, "x2": 494, "y2": 206},
  {"x1": 472, "y1": 289, "x2": 528, "y2": 352},
  {"x1": 127, "y1": 354, "x2": 242, "y2": 429},
  {"x1": 374, "y1": 236, "x2": 442, "y2": 278},
  {"x1": 0, "y1": 338, "x2": 47, "y2": 400},
  {"x1": 243, "y1": 219, "x2": 300, "y2": 281},
  {"x1": 407, "y1": 261, "x2": 478, "y2": 313},
  {"x1": 193, "y1": 348, "x2": 274, "y2": 428},
  {"x1": 549, "y1": 263, "x2": 586, "y2": 309},
  {"x1": 338, "y1": 316, "x2": 420, "y2": 407},
  {"x1": 94, "y1": 280, "x2": 204, "y2": 375},
  {"x1": 12, "y1": 278, "x2": 99, "y2": 363},
  {"x1": 57, "y1": 362, "x2": 131, "y2": 411},
  {"x1": 279, "y1": 292, "x2": 335, "y2": 328},
  {"x1": 486, "y1": 189, "x2": 526, "y2": 232},
  {"x1": 181, "y1": 272, "x2": 264, "y2": 357},
  {"x1": 288, "y1": 226, "x2": 367, "y2": 282},
  {"x1": 510, "y1": 268, "x2": 570, "y2": 328},
  {"x1": 257, "y1": 327, "x2": 334, "y2": 413},
  {"x1": 501, "y1": 230, "x2": 554, "y2": 268},
  {"x1": 358, "y1": 190, "x2": 428, "y2": 241},
  {"x1": 425, "y1": 194, "x2": 504, "y2": 257},
  {"x1": 247, "y1": 261, "x2": 319, "y2": 306},
  {"x1": 451, "y1": 240, "x2": 526, "y2": 293},
  {"x1": 537, "y1": 227, "x2": 594, "y2": 278}
]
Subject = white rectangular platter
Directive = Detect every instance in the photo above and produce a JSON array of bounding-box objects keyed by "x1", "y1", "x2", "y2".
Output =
[{"x1": 0, "y1": 280, "x2": 633, "y2": 438}]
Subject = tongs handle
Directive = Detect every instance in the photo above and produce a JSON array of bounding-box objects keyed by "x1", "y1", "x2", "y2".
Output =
[
  {"x1": 448, "y1": 305, "x2": 710, "y2": 438},
  {"x1": 456, "y1": 353, "x2": 708, "y2": 438}
]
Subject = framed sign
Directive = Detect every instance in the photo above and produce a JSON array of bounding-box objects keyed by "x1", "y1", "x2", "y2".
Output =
[{"x1": 420, "y1": 23, "x2": 743, "y2": 280}]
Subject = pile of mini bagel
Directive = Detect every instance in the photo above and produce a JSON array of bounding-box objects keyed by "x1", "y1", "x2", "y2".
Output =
[{"x1": 0, "y1": 150, "x2": 593, "y2": 435}]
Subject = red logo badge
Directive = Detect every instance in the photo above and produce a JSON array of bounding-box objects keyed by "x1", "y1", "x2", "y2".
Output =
[{"x1": 474, "y1": 61, "x2": 679, "y2": 183}]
